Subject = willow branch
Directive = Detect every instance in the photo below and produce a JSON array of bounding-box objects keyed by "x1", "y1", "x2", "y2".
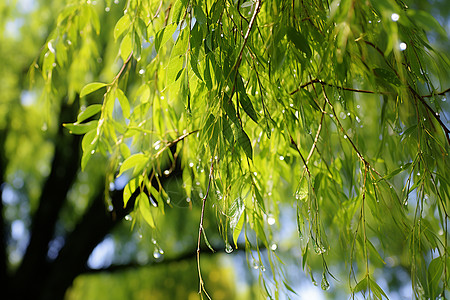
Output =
[
  {"x1": 197, "y1": 159, "x2": 214, "y2": 299},
  {"x1": 155, "y1": 130, "x2": 199, "y2": 158},
  {"x1": 409, "y1": 86, "x2": 450, "y2": 146},
  {"x1": 321, "y1": 86, "x2": 382, "y2": 177},
  {"x1": 289, "y1": 135, "x2": 311, "y2": 177},
  {"x1": 422, "y1": 87, "x2": 450, "y2": 98},
  {"x1": 290, "y1": 78, "x2": 384, "y2": 96},
  {"x1": 306, "y1": 99, "x2": 327, "y2": 165},
  {"x1": 229, "y1": 0, "x2": 261, "y2": 101}
]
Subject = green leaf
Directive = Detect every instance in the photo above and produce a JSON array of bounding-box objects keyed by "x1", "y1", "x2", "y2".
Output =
[
  {"x1": 202, "y1": 229, "x2": 215, "y2": 252},
  {"x1": 77, "y1": 104, "x2": 102, "y2": 123},
  {"x1": 81, "y1": 129, "x2": 98, "y2": 170},
  {"x1": 194, "y1": 5, "x2": 207, "y2": 25},
  {"x1": 236, "y1": 77, "x2": 259, "y2": 123},
  {"x1": 115, "y1": 89, "x2": 130, "y2": 118},
  {"x1": 120, "y1": 33, "x2": 133, "y2": 61},
  {"x1": 407, "y1": 10, "x2": 447, "y2": 38},
  {"x1": 155, "y1": 23, "x2": 177, "y2": 53},
  {"x1": 353, "y1": 276, "x2": 368, "y2": 293},
  {"x1": 428, "y1": 257, "x2": 444, "y2": 299},
  {"x1": 380, "y1": 162, "x2": 412, "y2": 181},
  {"x1": 374, "y1": 68, "x2": 402, "y2": 87},
  {"x1": 210, "y1": 0, "x2": 225, "y2": 24},
  {"x1": 114, "y1": 14, "x2": 131, "y2": 41},
  {"x1": 222, "y1": 97, "x2": 239, "y2": 127},
  {"x1": 63, "y1": 120, "x2": 98, "y2": 134},
  {"x1": 134, "y1": 17, "x2": 148, "y2": 41},
  {"x1": 232, "y1": 209, "x2": 245, "y2": 248},
  {"x1": 138, "y1": 192, "x2": 156, "y2": 228},
  {"x1": 286, "y1": 27, "x2": 311, "y2": 59},
  {"x1": 166, "y1": 55, "x2": 184, "y2": 85},
  {"x1": 88, "y1": 5, "x2": 100, "y2": 35},
  {"x1": 368, "y1": 278, "x2": 388, "y2": 300},
  {"x1": 118, "y1": 153, "x2": 148, "y2": 177},
  {"x1": 237, "y1": 129, "x2": 253, "y2": 159},
  {"x1": 123, "y1": 178, "x2": 138, "y2": 208},
  {"x1": 172, "y1": 0, "x2": 188, "y2": 24},
  {"x1": 283, "y1": 280, "x2": 298, "y2": 295},
  {"x1": 80, "y1": 82, "x2": 107, "y2": 98}
]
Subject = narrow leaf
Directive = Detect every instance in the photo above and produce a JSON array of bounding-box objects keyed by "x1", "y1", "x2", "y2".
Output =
[
  {"x1": 237, "y1": 129, "x2": 253, "y2": 159},
  {"x1": 138, "y1": 193, "x2": 156, "y2": 228},
  {"x1": 63, "y1": 120, "x2": 98, "y2": 134},
  {"x1": 118, "y1": 153, "x2": 148, "y2": 177},
  {"x1": 286, "y1": 27, "x2": 311, "y2": 59},
  {"x1": 77, "y1": 104, "x2": 102, "y2": 123},
  {"x1": 80, "y1": 82, "x2": 107, "y2": 98}
]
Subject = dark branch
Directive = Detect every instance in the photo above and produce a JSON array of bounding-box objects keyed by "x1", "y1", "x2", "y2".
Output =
[{"x1": 11, "y1": 99, "x2": 81, "y2": 300}]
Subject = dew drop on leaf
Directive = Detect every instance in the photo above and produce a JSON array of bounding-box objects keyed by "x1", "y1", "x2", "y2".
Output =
[
  {"x1": 321, "y1": 274, "x2": 330, "y2": 290},
  {"x1": 225, "y1": 243, "x2": 233, "y2": 253},
  {"x1": 153, "y1": 248, "x2": 161, "y2": 259}
]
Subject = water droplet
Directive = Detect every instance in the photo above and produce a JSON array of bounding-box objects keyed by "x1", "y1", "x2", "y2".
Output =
[
  {"x1": 267, "y1": 216, "x2": 276, "y2": 226},
  {"x1": 186, "y1": 197, "x2": 191, "y2": 203},
  {"x1": 260, "y1": 265, "x2": 266, "y2": 272},
  {"x1": 163, "y1": 170, "x2": 170, "y2": 175},
  {"x1": 91, "y1": 150, "x2": 95, "y2": 154},
  {"x1": 41, "y1": 123, "x2": 48, "y2": 131},
  {"x1": 189, "y1": 162, "x2": 194, "y2": 167},
  {"x1": 138, "y1": 234, "x2": 143, "y2": 239},
  {"x1": 151, "y1": 238, "x2": 157, "y2": 244},
  {"x1": 225, "y1": 243, "x2": 233, "y2": 253},
  {"x1": 252, "y1": 260, "x2": 259, "y2": 269},
  {"x1": 343, "y1": 135, "x2": 347, "y2": 139},
  {"x1": 270, "y1": 243, "x2": 278, "y2": 251},
  {"x1": 105, "y1": 7, "x2": 110, "y2": 12},
  {"x1": 321, "y1": 274, "x2": 330, "y2": 290},
  {"x1": 125, "y1": 215, "x2": 132, "y2": 221},
  {"x1": 279, "y1": 156, "x2": 285, "y2": 160},
  {"x1": 153, "y1": 248, "x2": 161, "y2": 259},
  {"x1": 114, "y1": 0, "x2": 119, "y2": 3},
  {"x1": 391, "y1": 13, "x2": 400, "y2": 22},
  {"x1": 139, "y1": 68, "x2": 145, "y2": 75},
  {"x1": 314, "y1": 243, "x2": 326, "y2": 254},
  {"x1": 357, "y1": 105, "x2": 361, "y2": 109},
  {"x1": 166, "y1": 198, "x2": 171, "y2": 204},
  {"x1": 399, "y1": 42, "x2": 407, "y2": 51}
]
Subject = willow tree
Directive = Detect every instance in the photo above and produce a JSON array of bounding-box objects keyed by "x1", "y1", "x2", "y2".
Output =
[{"x1": 36, "y1": 0, "x2": 449, "y2": 298}]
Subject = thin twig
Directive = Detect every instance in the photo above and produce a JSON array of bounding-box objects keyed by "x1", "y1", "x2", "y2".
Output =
[
  {"x1": 290, "y1": 78, "x2": 383, "y2": 96},
  {"x1": 306, "y1": 99, "x2": 327, "y2": 165},
  {"x1": 409, "y1": 86, "x2": 450, "y2": 146},
  {"x1": 321, "y1": 85, "x2": 382, "y2": 177},
  {"x1": 155, "y1": 130, "x2": 199, "y2": 158},
  {"x1": 228, "y1": 0, "x2": 261, "y2": 101},
  {"x1": 289, "y1": 135, "x2": 311, "y2": 177},
  {"x1": 197, "y1": 159, "x2": 214, "y2": 299},
  {"x1": 422, "y1": 87, "x2": 450, "y2": 98}
]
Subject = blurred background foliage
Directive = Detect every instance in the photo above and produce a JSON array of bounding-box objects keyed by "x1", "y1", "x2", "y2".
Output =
[{"x1": 0, "y1": 0, "x2": 449, "y2": 299}]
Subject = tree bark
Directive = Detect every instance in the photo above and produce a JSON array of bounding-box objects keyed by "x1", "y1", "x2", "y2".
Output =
[{"x1": 10, "y1": 101, "x2": 81, "y2": 300}]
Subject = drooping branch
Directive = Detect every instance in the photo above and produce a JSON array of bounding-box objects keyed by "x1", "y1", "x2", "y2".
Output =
[
  {"x1": 409, "y1": 86, "x2": 450, "y2": 146},
  {"x1": 196, "y1": 159, "x2": 214, "y2": 299}
]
